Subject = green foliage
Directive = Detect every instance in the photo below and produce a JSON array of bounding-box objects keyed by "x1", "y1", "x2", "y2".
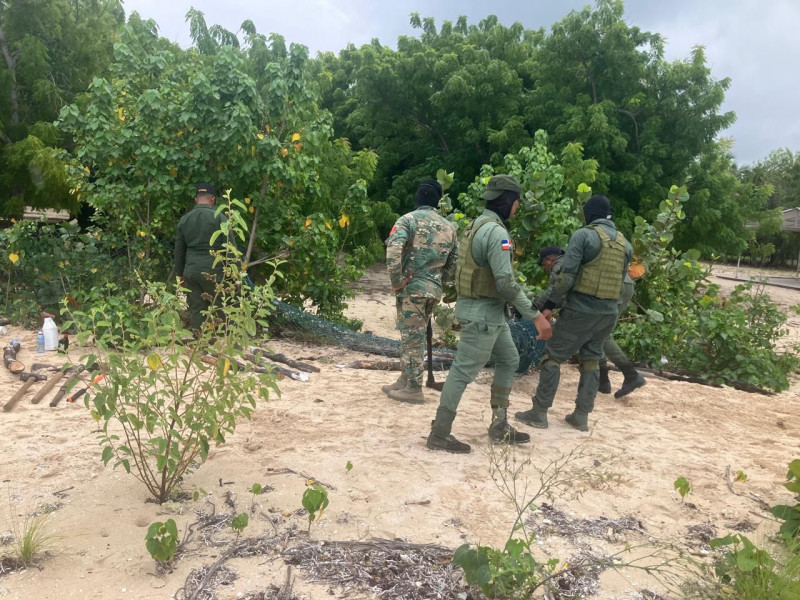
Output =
[
  {"x1": 674, "y1": 476, "x2": 692, "y2": 501},
  {"x1": 7, "y1": 507, "x2": 58, "y2": 566},
  {"x1": 0, "y1": 219, "x2": 128, "y2": 327},
  {"x1": 433, "y1": 304, "x2": 459, "y2": 350},
  {"x1": 230, "y1": 513, "x2": 249, "y2": 535},
  {"x1": 301, "y1": 483, "x2": 329, "y2": 532},
  {"x1": 345, "y1": 461, "x2": 353, "y2": 473},
  {"x1": 64, "y1": 196, "x2": 280, "y2": 503},
  {"x1": 145, "y1": 519, "x2": 178, "y2": 563},
  {"x1": 453, "y1": 536, "x2": 556, "y2": 599},
  {"x1": 0, "y1": 0, "x2": 124, "y2": 213},
  {"x1": 58, "y1": 13, "x2": 380, "y2": 317},
  {"x1": 709, "y1": 534, "x2": 800, "y2": 600},
  {"x1": 616, "y1": 186, "x2": 799, "y2": 392},
  {"x1": 770, "y1": 460, "x2": 800, "y2": 542}
]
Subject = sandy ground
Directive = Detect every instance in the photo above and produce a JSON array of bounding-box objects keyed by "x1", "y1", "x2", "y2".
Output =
[{"x1": 0, "y1": 264, "x2": 798, "y2": 600}]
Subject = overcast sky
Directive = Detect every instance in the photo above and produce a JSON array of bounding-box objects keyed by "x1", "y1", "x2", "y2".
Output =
[{"x1": 120, "y1": 0, "x2": 799, "y2": 166}]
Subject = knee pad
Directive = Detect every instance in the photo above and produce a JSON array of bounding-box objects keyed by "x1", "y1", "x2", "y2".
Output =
[
  {"x1": 579, "y1": 359, "x2": 600, "y2": 372},
  {"x1": 540, "y1": 353, "x2": 561, "y2": 369}
]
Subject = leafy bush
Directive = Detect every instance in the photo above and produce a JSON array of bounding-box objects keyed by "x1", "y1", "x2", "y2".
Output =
[
  {"x1": 771, "y1": 460, "x2": 800, "y2": 542},
  {"x1": 65, "y1": 196, "x2": 280, "y2": 503},
  {"x1": 302, "y1": 483, "x2": 329, "y2": 533},
  {"x1": 616, "y1": 186, "x2": 798, "y2": 391},
  {"x1": 709, "y1": 534, "x2": 800, "y2": 600},
  {"x1": 0, "y1": 219, "x2": 127, "y2": 326}
]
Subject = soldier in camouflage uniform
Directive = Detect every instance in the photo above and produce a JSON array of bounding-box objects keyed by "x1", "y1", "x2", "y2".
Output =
[
  {"x1": 535, "y1": 246, "x2": 645, "y2": 400},
  {"x1": 175, "y1": 183, "x2": 227, "y2": 332},
  {"x1": 383, "y1": 179, "x2": 458, "y2": 403},
  {"x1": 426, "y1": 175, "x2": 552, "y2": 454},
  {"x1": 517, "y1": 195, "x2": 632, "y2": 432}
]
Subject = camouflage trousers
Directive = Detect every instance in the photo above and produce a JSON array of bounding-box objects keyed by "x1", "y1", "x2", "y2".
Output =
[{"x1": 395, "y1": 295, "x2": 439, "y2": 390}]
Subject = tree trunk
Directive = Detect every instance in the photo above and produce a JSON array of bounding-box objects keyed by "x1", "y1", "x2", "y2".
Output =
[{"x1": 0, "y1": 23, "x2": 19, "y2": 130}]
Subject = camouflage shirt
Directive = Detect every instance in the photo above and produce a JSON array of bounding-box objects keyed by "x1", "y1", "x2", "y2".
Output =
[{"x1": 385, "y1": 206, "x2": 458, "y2": 298}]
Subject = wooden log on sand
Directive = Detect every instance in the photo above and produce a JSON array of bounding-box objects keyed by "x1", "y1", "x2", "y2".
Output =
[
  {"x1": 3, "y1": 378, "x2": 36, "y2": 412},
  {"x1": 3, "y1": 341, "x2": 24, "y2": 375}
]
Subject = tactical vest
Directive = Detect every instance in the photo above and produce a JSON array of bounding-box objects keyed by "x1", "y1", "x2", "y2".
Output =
[
  {"x1": 572, "y1": 224, "x2": 627, "y2": 300},
  {"x1": 455, "y1": 215, "x2": 509, "y2": 299}
]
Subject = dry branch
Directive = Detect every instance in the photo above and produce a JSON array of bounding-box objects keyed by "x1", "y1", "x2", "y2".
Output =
[{"x1": 249, "y1": 346, "x2": 320, "y2": 373}]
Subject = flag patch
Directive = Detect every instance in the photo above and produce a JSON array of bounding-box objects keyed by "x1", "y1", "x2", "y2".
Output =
[
  {"x1": 501, "y1": 239, "x2": 512, "y2": 251},
  {"x1": 389, "y1": 225, "x2": 398, "y2": 236}
]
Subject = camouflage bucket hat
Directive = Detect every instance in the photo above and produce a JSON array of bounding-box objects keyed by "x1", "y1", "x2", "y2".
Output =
[{"x1": 481, "y1": 174, "x2": 521, "y2": 201}]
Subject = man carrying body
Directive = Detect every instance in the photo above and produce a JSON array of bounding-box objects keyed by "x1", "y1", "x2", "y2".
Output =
[
  {"x1": 175, "y1": 183, "x2": 226, "y2": 332},
  {"x1": 383, "y1": 179, "x2": 458, "y2": 403},
  {"x1": 516, "y1": 194, "x2": 632, "y2": 432},
  {"x1": 535, "y1": 245, "x2": 645, "y2": 400},
  {"x1": 426, "y1": 175, "x2": 552, "y2": 453}
]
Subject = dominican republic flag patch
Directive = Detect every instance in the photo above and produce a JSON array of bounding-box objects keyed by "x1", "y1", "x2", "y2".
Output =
[{"x1": 501, "y1": 239, "x2": 512, "y2": 251}]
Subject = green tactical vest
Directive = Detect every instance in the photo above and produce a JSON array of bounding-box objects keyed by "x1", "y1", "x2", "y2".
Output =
[
  {"x1": 572, "y1": 224, "x2": 627, "y2": 300},
  {"x1": 455, "y1": 214, "x2": 510, "y2": 299}
]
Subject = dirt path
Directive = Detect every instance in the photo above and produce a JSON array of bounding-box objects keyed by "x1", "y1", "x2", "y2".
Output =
[{"x1": 0, "y1": 264, "x2": 797, "y2": 599}]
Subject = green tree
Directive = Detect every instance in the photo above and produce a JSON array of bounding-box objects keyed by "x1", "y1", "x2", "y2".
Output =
[
  {"x1": 525, "y1": 0, "x2": 734, "y2": 226},
  {"x1": 674, "y1": 140, "x2": 776, "y2": 257},
  {"x1": 0, "y1": 0, "x2": 124, "y2": 215},
  {"x1": 59, "y1": 10, "x2": 378, "y2": 316}
]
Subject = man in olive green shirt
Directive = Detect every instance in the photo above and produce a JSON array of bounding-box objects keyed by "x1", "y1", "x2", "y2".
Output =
[
  {"x1": 517, "y1": 195, "x2": 632, "y2": 432},
  {"x1": 426, "y1": 175, "x2": 552, "y2": 454},
  {"x1": 175, "y1": 183, "x2": 226, "y2": 332}
]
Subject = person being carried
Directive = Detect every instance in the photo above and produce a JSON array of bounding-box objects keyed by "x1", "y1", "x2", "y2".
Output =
[
  {"x1": 535, "y1": 245, "x2": 645, "y2": 400},
  {"x1": 383, "y1": 179, "x2": 458, "y2": 403},
  {"x1": 516, "y1": 194, "x2": 632, "y2": 432},
  {"x1": 175, "y1": 183, "x2": 227, "y2": 332},
  {"x1": 426, "y1": 175, "x2": 552, "y2": 454}
]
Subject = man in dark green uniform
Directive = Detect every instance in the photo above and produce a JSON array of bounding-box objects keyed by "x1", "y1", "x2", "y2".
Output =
[
  {"x1": 175, "y1": 183, "x2": 226, "y2": 332},
  {"x1": 426, "y1": 175, "x2": 552, "y2": 454},
  {"x1": 535, "y1": 245, "x2": 645, "y2": 400},
  {"x1": 516, "y1": 195, "x2": 632, "y2": 432}
]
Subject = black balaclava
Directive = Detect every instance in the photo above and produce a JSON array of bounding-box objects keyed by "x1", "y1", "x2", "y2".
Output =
[
  {"x1": 415, "y1": 179, "x2": 443, "y2": 208},
  {"x1": 583, "y1": 194, "x2": 611, "y2": 224},
  {"x1": 486, "y1": 190, "x2": 519, "y2": 222}
]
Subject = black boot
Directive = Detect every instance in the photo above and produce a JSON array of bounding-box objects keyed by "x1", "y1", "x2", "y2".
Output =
[
  {"x1": 615, "y1": 366, "x2": 646, "y2": 399},
  {"x1": 488, "y1": 419, "x2": 531, "y2": 444},
  {"x1": 598, "y1": 363, "x2": 611, "y2": 394},
  {"x1": 426, "y1": 409, "x2": 470, "y2": 453}
]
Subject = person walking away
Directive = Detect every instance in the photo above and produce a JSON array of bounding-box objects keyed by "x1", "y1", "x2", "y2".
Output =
[
  {"x1": 535, "y1": 246, "x2": 645, "y2": 399},
  {"x1": 426, "y1": 175, "x2": 552, "y2": 453},
  {"x1": 516, "y1": 194, "x2": 632, "y2": 432},
  {"x1": 383, "y1": 179, "x2": 458, "y2": 403},
  {"x1": 175, "y1": 183, "x2": 227, "y2": 332}
]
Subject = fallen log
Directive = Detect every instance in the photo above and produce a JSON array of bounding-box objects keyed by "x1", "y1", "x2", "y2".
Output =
[
  {"x1": 243, "y1": 352, "x2": 308, "y2": 381},
  {"x1": 248, "y1": 346, "x2": 320, "y2": 373},
  {"x1": 31, "y1": 370, "x2": 65, "y2": 404},
  {"x1": 4, "y1": 378, "x2": 36, "y2": 412},
  {"x1": 0, "y1": 317, "x2": 11, "y2": 326},
  {"x1": 3, "y1": 341, "x2": 24, "y2": 375}
]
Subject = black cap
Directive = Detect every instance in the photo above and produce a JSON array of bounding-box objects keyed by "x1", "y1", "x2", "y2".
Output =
[
  {"x1": 537, "y1": 245, "x2": 564, "y2": 265},
  {"x1": 195, "y1": 183, "x2": 216, "y2": 196}
]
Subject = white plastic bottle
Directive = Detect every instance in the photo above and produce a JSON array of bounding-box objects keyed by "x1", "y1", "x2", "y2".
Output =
[{"x1": 43, "y1": 317, "x2": 59, "y2": 351}]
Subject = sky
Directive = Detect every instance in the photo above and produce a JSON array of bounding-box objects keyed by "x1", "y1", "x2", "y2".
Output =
[{"x1": 120, "y1": 0, "x2": 800, "y2": 166}]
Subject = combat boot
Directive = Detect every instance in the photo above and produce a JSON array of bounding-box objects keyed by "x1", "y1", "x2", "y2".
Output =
[
  {"x1": 564, "y1": 410, "x2": 589, "y2": 432},
  {"x1": 614, "y1": 366, "x2": 646, "y2": 399},
  {"x1": 381, "y1": 373, "x2": 407, "y2": 395},
  {"x1": 515, "y1": 402, "x2": 549, "y2": 428},
  {"x1": 488, "y1": 420, "x2": 531, "y2": 444},
  {"x1": 598, "y1": 363, "x2": 611, "y2": 394},
  {"x1": 387, "y1": 386, "x2": 425, "y2": 403},
  {"x1": 426, "y1": 412, "x2": 470, "y2": 453}
]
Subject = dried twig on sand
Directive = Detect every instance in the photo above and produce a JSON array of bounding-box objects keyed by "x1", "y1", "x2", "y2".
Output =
[{"x1": 283, "y1": 538, "x2": 471, "y2": 600}]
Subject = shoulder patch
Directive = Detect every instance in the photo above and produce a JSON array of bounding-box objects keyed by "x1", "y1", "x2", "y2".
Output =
[
  {"x1": 501, "y1": 239, "x2": 512, "y2": 251},
  {"x1": 389, "y1": 225, "x2": 398, "y2": 236}
]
